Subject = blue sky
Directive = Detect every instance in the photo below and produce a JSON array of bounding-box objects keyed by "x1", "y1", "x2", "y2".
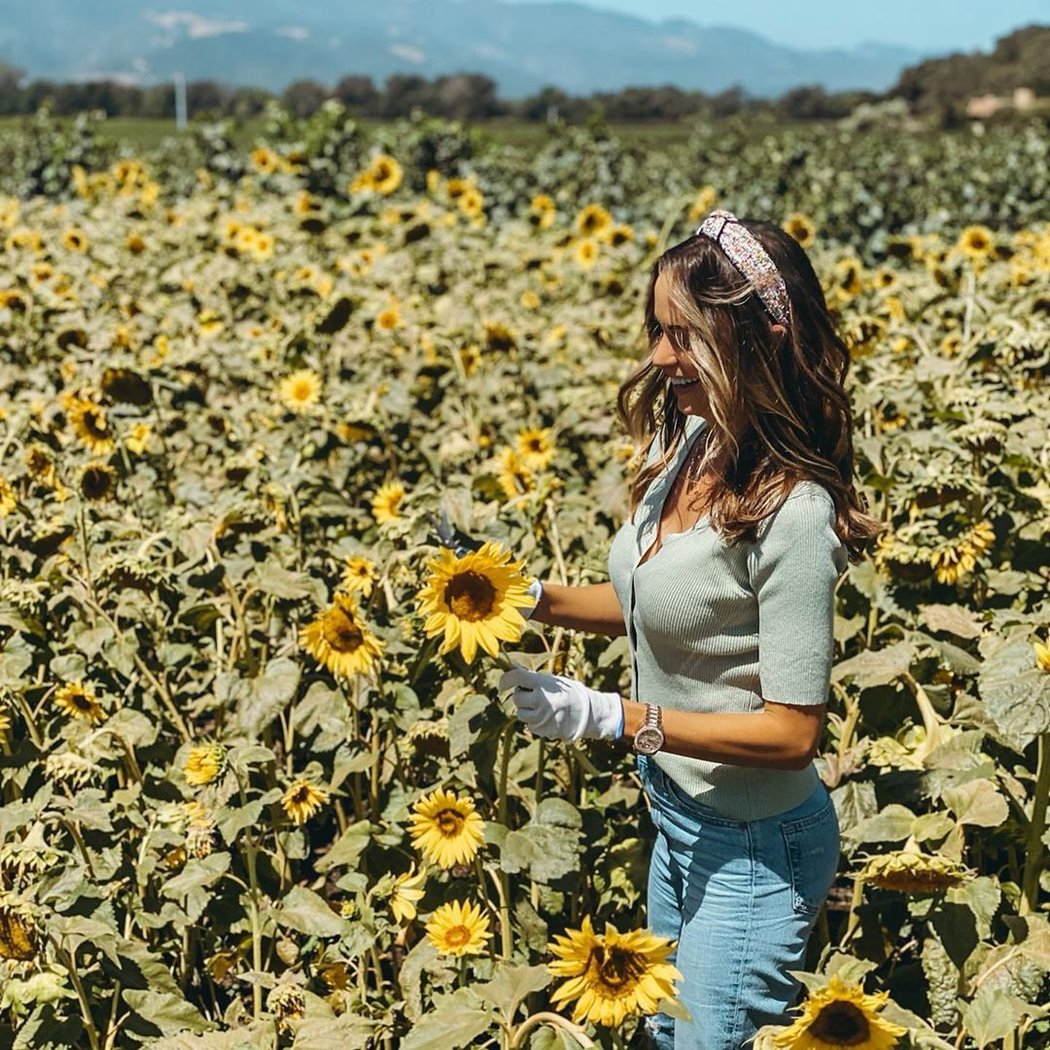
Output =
[{"x1": 503, "y1": 0, "x2": 1047, "y2": 53}]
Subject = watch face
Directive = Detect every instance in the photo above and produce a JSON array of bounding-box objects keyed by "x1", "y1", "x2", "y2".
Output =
[{"x1": 634, "y1": 727, "x2": 665, "y2": 755}]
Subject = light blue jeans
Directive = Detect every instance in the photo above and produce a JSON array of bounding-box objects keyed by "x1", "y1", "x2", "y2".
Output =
[{"x1": 636, "y1": 754, "x2": 840, "y2": 1050}]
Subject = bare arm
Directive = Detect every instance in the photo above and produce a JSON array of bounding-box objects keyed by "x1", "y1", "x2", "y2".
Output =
[
  {"x1": 621, "y1": 698, "x2": 825, "y2": 771},
  {"x1": 530, "y1": 581, "x2": 627, "y2": 637}
]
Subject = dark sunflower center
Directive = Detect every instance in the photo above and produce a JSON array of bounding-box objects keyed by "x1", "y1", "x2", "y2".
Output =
[
  {"x1": 323, "y1": 611, "x2": 364, "y2": 652},
  {"x1": 445, "y1": 572, "x2": 497, "y2": 621},
  {"x1": 445, "y1": 925, "x2": 471, "y2": 947},
  {"x1": 70, "y1": 693, "x2": 93, "y2": 711},
  {"x1": 527, "y1": 439, "x2": 543, "y2": 453},
  {"x1": 436, "y1": 808, "x2": 465, "y2": 837},
  {"x1": 591, "y1": 945, "x2": 647, "y2": 994},
  {"x1": 84, "y1": 411, "x2": 107, "y2": 438},
  {"x1": 80, "y1": 468, "x2": 113, "y2": 500},
  {"x1": 809, "y1": 1002, "x2": 871, "y2": 1045},
  {"x1": 291, "y1": 786, "x2": 311, "y2": 804}
]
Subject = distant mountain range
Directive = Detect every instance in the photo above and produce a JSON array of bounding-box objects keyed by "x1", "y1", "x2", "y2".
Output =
[{"x1": 0, "y1": 1, "x2": 927, "y2": 98}]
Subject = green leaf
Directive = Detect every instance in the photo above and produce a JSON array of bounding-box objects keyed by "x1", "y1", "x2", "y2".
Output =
[
  {"x1": 943, "y1": 779, "x2": 1008, "y2": 828},
  {"x1": 401, "y1": 988, "x2": 494, "y2": 1050},
  {"x1": 978, "y1": 634, "x2": 1050, "y2": 750},
  {"x1": 290, "y1": 1014, "x2": 374, "y2": 1049},
  {"x1": 160, "y1": 854, "x2": 231, "y2": 925},
  {"x1": 254, "y1": 561, "x2": 317, "y2": 601},
  {"x1": 238, "y1": 658, "x2": 301, "y2": 738},
  {"x1": 475, "y1": 963, "x2": 551, "y2": 1020},
  {"x1": 842, "y1": 804, "x2": 916, "y2": 843},
  {"x1": 151, "y1": 1024, "x2": 275, "y2": 1050},
  {"x1": 529, "y1": 1028, "x2": 585, "y2": 1050},
  {"x1": 921, "y1": 603, "x2": 985, "y2": 639},
  {"x1": 448, "y1": 694, "x2": 489, "y2": 758},
  {"x1": 946, "y1": 877, "x2": 1001, "y2": 940},
  {"x1": 832, "y1": 641, "x2": 916, "y2": 687},
  {"x1": 961, "y1": 987, "x2": 1045, "y2": 1048},
  {"x1": 274, "y1": 887, "x2": 349, "y2": 938},
  {"x1": 315, "y1": 820, "x2": 372, "y2": 873},
  {"x1": 122, "y1": 989, "x2": 212, "y2": 1035},
  {"x1": 399, "y1": 940, "x2": 456, "y2": 1023}
]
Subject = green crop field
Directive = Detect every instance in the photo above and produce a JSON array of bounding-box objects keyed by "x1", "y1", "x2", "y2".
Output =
[{"x1": 0, "y1": 104, "x2": 1048, "y2": 1048}]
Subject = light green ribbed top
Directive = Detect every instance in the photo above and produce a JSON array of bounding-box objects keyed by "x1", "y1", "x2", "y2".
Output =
[{"x1": 608, "y1": 414, "x2": 848, "y2": 821}]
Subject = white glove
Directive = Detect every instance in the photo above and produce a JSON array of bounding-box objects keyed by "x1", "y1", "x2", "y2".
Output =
[
  {"x1": 498, "y1": 665, "x2": 624, "y2": 741},
  {"x1": 524, "y1": 578, "x2": 544, "y2": 621}
]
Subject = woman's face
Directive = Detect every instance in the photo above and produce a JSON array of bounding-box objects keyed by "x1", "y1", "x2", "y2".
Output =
[{"x1": 651, "y1": 270, "x2": 708, "y2": 417}]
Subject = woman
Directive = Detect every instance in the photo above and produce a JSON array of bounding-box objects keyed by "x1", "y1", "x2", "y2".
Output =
[{"x1": 499, "y1": 210, "x2": 885, "y2": 1049}]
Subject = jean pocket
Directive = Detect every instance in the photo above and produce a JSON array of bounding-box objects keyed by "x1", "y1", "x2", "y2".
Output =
[{"x1": 780, "y1": 796, "x2": 840, "y2": 917}]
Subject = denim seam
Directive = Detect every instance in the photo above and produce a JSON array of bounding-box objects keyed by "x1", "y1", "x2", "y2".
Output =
[
  {"x1": 720, "y1": 821, "x2": 756, "y2": 1050},
  {"x1": 779, "y1": 793, "x2": 834, "y2": 834}
]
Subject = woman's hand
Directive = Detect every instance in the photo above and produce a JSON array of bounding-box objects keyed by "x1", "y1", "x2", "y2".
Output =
[{"x1": 498, "y1": 666, "x2": 624, "y2": 741}]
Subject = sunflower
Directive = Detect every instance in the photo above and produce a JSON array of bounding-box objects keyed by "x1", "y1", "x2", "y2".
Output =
[
  {"x1": 519, "y1": 290, "x2": 541, "y2": 310},
  {"x1": 575, "y1": 204, "x2": 612, "y2": 238},
  {"x1": 370, "y1": 155, "x2": 403, "y2": 195},
  {"x1": 352, "y1": 154, "x2": 403, "y2": 196},
  {"x1": 928, "y1": 541, "x2": 977, "y2": 585},
  {"x1": 341, "y1": 555, "x2": 378, "y2": 598},
  {"x1": 184, "y1": 743, "x2": 227, "y2": 786},
  {"x1": 124, "y1": 423, "x2": 152, "y2": 455},
  {"x1": 604, "y1": 223, "x2": 634, "y2": 247},
  {"x1": 268, "y1": 984, "x2": 306, "y2": 1031},
  {"x1": 574, "y1": 238, "x2": 599, "y2": 269},
  {"x1": 416, "y1": 541, "x2": 536, "y2": 664},
  {"x1": 277, "y1": 368, "x2": 322, "y2": 414},
  {"x1": 64, "y1": 395, "x2": 114, "y2": 455},
  {"x1": 832, "y1": 257, "x2": 864, "y2": 298},
  {"x1": 375, "y1": 299, "x2": 401, "y2": 331},
  {"x1": 54, "y1": 682, "x2": 105, "y2": 725},
  {"x1": 425, "y1": 899, "x2": 492, "y2": 957},
  {"x1": 458, "y1": 187, "x2": 485, "y2": 219},
  {"x1": 484, "y1": 322, "x2": 516, "y2": 352},
  {"x1": 78, "y1": 462, "x2": 117, "y2": 502},
  {"x1": 371, "y1": 480, "x2": 406, "y2": 526},
  {"x1": 0, "y1": 900, "x2": 39, "y2": 961},
  {"x1": 547, "y1": 916, "x2": 683, "y2": 1028},
  {"x1": 0, "y1": 476, "x2": 16, "y2": 517},
  {"x1": 62, "y1": 228, "x2": 89, "y2": 253},
  {"x1": 300, "y1": 592, "x2": 384, "y2": 678},
  {"x1": 1035, "y1": 637, "x2": 1050, "y2": 673},
  {"x1": 388, "y1": 866, "x2": 427, "y2": 923},
  {"x1": 784, "y1": 212, "x2": 816, "y2": 249},
  {"x1": 281, "y1": 778, "x2": 330, "y2": 825},
  {"x1": 529, "y1": 194, "x2": 556, "y2": 229},
  {"x1": 496, "y1": 447, "x2": 534, "y2": 500},
  {"x1": 773, "y1": 975, "x2": 908, "y2": 1050},
  {"x1": 126, "y1": 231, "x2": 146, "y2": 254},
  {"x1": 408, "y1": 788, "x2": 485, "y2": 869},
  {"x1": 250, "y1": 147, "x2": 280, "y2": 175},
  {"x1": 956, "y1": 225, "x2": 995, "y2": 260},
  {"x1": 687, "y1": 185, "x2": 718, "y2": 223},
  {"x1": 858, "y1": 850, "x2": 967, "y2": 893},
  {"x1": 515, "y1": 427, "x2": 555, "y2": 471}
]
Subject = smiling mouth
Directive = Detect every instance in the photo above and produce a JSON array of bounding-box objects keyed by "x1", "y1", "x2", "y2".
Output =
[{"x1": 668, "y1": 376, "x2": 699, "y2": 389}]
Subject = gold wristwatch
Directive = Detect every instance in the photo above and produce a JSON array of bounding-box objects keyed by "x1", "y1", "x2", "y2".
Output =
[{"x1": 633, "y1": 703, "x2": 665, "y2": 755}]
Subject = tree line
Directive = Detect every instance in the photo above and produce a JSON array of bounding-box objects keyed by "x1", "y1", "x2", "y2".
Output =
[{"x1": 0, "y1": 25, "x2": 1043, "y2": 124}]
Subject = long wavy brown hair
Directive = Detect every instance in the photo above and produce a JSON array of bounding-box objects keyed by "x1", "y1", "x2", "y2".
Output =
[{"x1": 616, "y1": 217, "x2": 886, "y2": 562}]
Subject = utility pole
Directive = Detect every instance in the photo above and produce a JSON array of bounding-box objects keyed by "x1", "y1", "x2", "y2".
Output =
[{"x1": 174, "y1": 71, "x2": 187, "y2": 129}]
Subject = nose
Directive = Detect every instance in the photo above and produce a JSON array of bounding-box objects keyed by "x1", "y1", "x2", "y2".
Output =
[{"x1": 651, "y1": 332, "x2": 677, "y2": 370}]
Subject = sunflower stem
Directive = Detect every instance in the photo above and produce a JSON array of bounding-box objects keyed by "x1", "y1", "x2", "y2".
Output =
[{"x1": 1020, "y1": 732, "x2": 1050, "y2": 915}]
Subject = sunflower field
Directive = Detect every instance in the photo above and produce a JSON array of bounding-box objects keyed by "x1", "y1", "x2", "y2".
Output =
[{"x1": 0, "y1": 101, "x2": 1049, "y2": 1049}]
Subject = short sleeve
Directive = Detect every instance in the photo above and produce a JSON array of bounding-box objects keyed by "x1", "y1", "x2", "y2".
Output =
[{"x1": 747, "y1": 486, "x2": 848, "y2": 706}]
